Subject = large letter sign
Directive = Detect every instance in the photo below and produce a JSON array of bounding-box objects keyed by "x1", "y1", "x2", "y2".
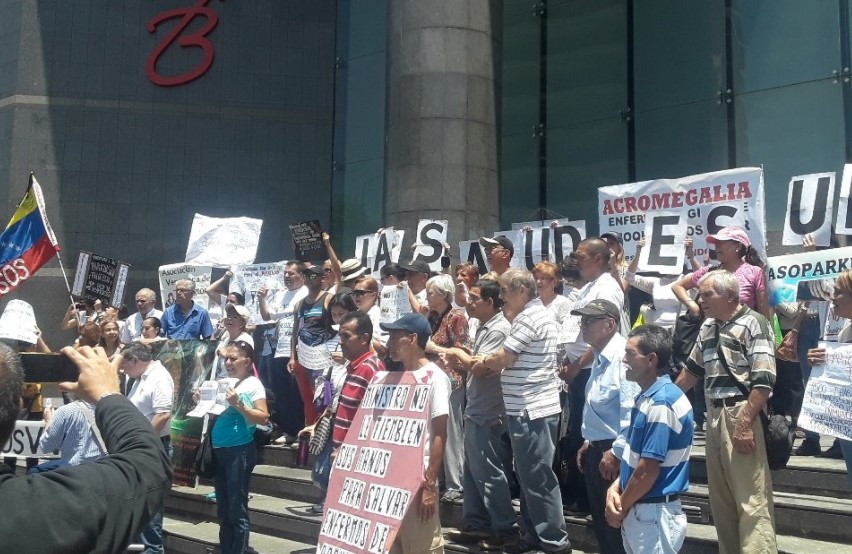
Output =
[{"x1": 782, "y1": 173, "x2": 835, "y2": 246}]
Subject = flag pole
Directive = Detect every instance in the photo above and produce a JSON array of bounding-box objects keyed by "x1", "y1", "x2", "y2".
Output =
[{"x1": 54, "y1": 250, "x2": 76, "y2": 303}]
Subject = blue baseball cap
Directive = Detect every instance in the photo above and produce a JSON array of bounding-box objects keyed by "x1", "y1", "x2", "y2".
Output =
[{"x1": 380, "y1": 313, "x2": 432, "y2": 343}]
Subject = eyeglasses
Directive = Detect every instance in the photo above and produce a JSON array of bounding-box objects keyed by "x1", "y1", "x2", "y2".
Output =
[
  {"x1": 580, "y1": 316, "x2": 608, "y2": 326},
  {"x1": 175, "y1": 288, "x2": 191, "y2": 293}
]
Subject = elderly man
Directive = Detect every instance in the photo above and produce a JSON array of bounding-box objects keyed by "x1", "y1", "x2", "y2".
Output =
[
  {"x1": 479, "y1": 235, "x2": 514, "y2": 276},
  {"x1": 572, "y1": 299, "x2": 639, "y2": 554},
  {"x1": 161, "y1": 279, "x2": 213, "y2": 340},
  {"x1": 606, "y1": 324, "x2": 693, "y2": 554},
  {"x1": 442, "y1": 279, "x2": 517, "y2": 550},
  {"x1": 676, "y1": 271, "x2": 777, "y2": 554},
  {"x1": 474, "y1": 268, "x2": 570, "y2": 554},
  {"x1": 121, "y1": 288, "x2": 163, "y2": 344}
]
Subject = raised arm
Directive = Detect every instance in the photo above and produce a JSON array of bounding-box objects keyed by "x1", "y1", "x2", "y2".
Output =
[{"x1": 323, "y1": 233, "x2": 343, "y2": 287}]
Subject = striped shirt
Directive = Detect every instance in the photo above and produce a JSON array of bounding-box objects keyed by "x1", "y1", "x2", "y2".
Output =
[
  {"x1": 686, "y1": 305, "x2": 776, "y2": 399},
  {"x1": 38, "y1": 401, "x2": 105, "y2": 468},
  {"x1": 501, "y1": 299, "x2": 562, "y2": 419},
  {"x1": 619, "y1": 375, "x2": 693, "y2": 498},
  {"x1": 331, "y1": 351, "x2": 384, "y2": 448}
]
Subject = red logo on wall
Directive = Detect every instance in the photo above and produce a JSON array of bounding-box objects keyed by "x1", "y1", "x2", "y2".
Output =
[{"x1": 146, "y1": 0, "x2": 222, "y2": 87}]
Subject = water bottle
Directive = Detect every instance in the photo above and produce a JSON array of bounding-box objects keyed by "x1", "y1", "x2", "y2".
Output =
[{"x1": 297, "y1": 434, "x2": 310, "y2": 467}]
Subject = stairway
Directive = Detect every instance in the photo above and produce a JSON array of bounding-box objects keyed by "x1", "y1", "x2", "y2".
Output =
[{"x1": 163, "y1": 435, "x2": 852, "y2": 553}]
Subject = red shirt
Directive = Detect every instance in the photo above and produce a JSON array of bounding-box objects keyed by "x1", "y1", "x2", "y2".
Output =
[{"x1": 331, "y1": 351, "x2": 384, "y2": 448}]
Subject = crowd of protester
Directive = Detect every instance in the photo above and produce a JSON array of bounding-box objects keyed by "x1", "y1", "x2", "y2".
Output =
[{"x1": 2, "y1": 224, "x2": 852, "y2": 554}]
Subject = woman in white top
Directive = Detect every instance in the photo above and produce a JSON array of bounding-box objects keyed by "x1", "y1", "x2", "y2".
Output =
[
  {"x1": 534, "y1": 260, "x2": 573, "y2": 323},
  {"x1": 626, "y1": 238, "x2": 701, "y2": 331},
  {"x1": 215, "y1": 304, "x2": 254, "y2": 379}
]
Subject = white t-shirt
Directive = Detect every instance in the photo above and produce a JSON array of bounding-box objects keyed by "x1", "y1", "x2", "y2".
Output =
[
  {"x1": 215, "y1": 331, "x2": 255, "y2": 379},
  {"x1": 272, "y1": 287, "x2": 309, "y2": 358},
  {"x1": 128, "y1": 361, "x2": 174, "y2": 437},
  {"x1": 626, "y1": 272, "x2": 681, "y2": 331},
  {"x1": 543, "y1": 295, "x2": 572, "y2": 324}
]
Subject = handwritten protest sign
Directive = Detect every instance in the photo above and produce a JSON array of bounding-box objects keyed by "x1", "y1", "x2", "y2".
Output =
[
  {"x1": 380, "y1": 284, "x2": 412, "y2": 324},
  {"x1": 0, "y1": 299, "x2": 38, "y2": 344},
  {"x1": 782, "y1": 173, "x2": 835, "y2": 247},
  {"x1": 71, "y1": 251, "x2": 131, "y2": 307},
  {"x1": 637, "y1": 211, "x2": 688, "y2": 275},
  {"x1": 159, "y1": 263, "x2": 212, "y2": 311},
  {"x1": 318, "y1": 370, "x2": 434, "y2": 554},
  {"x1": 412, "y1": 220, "x2": 448, "y2": 272},
  {"x1": 799, "y1": 342, "x2": 852, "y2": 441},
  {"x1": 766, "y1": 247, "x2": 852, "y2": 306},
  {"x1": 2, "y1": 420, "x2": 57, "y2": 458},
  {"x1": 231, "y1": 261, "x2": 287, "y2": 323},
  {"x1": 185, "y1": 214, "x2": 262, "y2": 268},
  {"x1": 598, "y1": 167, "x2": 766, "y2": 260},
  {"x1": 290, "y1": 220, "x2": 325, "y2": 261}
]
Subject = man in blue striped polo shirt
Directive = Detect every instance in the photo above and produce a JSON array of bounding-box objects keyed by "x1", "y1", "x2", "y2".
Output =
[{"x1": 605, "y1": 324, "x2": 693, "y2": 553}]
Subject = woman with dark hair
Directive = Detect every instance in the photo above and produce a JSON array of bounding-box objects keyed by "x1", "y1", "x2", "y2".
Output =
[
  {"x1": 379, "y1": 263, "x2": 407, "y2": 286},
  {"x1": 141, "y1": 317, "x2": 162, "y2": 340}
]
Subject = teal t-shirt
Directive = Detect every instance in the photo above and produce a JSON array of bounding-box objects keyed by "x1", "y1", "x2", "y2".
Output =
[{"x1": 211, "y1": 376, "x2": 266, "y2": 448}]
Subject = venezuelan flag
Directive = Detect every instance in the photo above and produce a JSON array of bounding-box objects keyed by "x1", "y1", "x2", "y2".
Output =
[{"x1": 0, "y1": 174, "x2": 60, "y2": 296}]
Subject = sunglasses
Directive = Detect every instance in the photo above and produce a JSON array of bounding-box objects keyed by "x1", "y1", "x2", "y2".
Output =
[
  {"x1": 580, "y1": 316, "x2": 609, "y2": 326},
  {"x1": 352, "y1": 290, "x2": 374, "y2": 296},
  {"x1": 302, "y1": 273, "x2": 319, "y2": 280}
]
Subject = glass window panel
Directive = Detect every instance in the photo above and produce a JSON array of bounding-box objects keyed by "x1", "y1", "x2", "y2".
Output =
[
  {"x1": 502, "y1": 10, "x2": 540, "y2": 136},
  {"x1": 635, "y1": 99, "x2": 728, "y2": 180},
  {"x1": 731, "y1": 0, "x2": 841, "y2": 93},
  {"x1": 633, "y1": 0, "x2": 725, "y2": 110},
  {"x1": 734, "y1": 80, "x2": 845, "y2": 230},
  {"x1": 501, "y1": 131, "x2": 541, "y2": 226},
  {"x1": 546, "y1": 0, "x2": 627, "y2": 127}
]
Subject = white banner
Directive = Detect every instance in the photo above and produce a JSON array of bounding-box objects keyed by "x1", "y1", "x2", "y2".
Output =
[
  {"x1": 185, "y1": 214, "x2": 262, "y2": 268},
  {"x1": 458, "y1": 240, "x2": 490, "y2": 275},
  {"x1": 799, "y1": 342, "x2": 852, "y2": 441},
  {"x1": 380, "y1": 283, "x2": 412, "y2": 324},
  {"x1": 0, "y1": 299, "x2": 38, "y2": 344},
  {"x1": 835, "y1": 165, "x2": 852, "y2": 236},
  {"x1": 412, "y1": 220, "x2": 448, "y2": 272},
  {"x1": 766, "y1": 247, "x2": 852, "y2": 306},
  {"x1": 598, "y1": 167, "x2": 766, "y2": 261},
  {"x1": 355, "y1": 228, "x2": 405, "y2": 278},
  {"x1": 3, "y1": 420, "x2": 57, "y2": 458},
  {"x1": 518, "y1": 221, "x2": 587, "y2": 269},
  {"x1": 782, "y1": 173, "x2": 835, "y2": 247},
  {"x1": 158, "y1": 263, "x2": 213, "y2": 311},
  {"x1": 231, "y1": 261, "x2": 287, "y2": 323},
  {"x1": 637, "y1": 211, "x2": 688, "y2": 275}
]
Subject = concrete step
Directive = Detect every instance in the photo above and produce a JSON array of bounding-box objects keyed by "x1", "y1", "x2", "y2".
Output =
[{"x1": 163, "y1": 517, "x2": 316, "y2": 554}]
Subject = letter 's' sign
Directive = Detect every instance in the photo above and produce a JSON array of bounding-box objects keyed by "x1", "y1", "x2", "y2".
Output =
[{"x1": 146, "y1": 0, "x2": 223, "y2": 87}]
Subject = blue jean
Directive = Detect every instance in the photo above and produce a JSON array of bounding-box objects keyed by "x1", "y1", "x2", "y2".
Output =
[
  {"x1": 507, "y1": 412, "x2": 570, "y2": 552},
  {"x1": 841, "y1": 439, "x2": 852, "y2": 489},
  {"x1": 214, "y1": 442, "x2": 257, "y2": 554},
  {"x1": 312, "y1": 436, "x2": 333, "y2": 492},
  {"x1": 140, "y1": 435, "x2": 172, "y2": 554},
  {"x1": 462, "y1": 418, "x2": 516, "y2": 534},
  {"x1": 621, "y1": 500, "x2": 687, "y2": 554},
  {"x1": 26, "y1": 459, "x2": 63, "y2": 475}
]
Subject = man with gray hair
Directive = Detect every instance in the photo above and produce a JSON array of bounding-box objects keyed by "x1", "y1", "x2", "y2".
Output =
[
  {"x1": 121, "y1": 288, "x2": 163, "y2": 344},
  {"x1": 160, "y1": 279, "x2": 213, "y2": 339},
  {"x1": 474, "y1": 268, "x2": 570, "y2": 553},
  {"x1": 676, "y1": 270, "x2": 777, "y2": 553}
]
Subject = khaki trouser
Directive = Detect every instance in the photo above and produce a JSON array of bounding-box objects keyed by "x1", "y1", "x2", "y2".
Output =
[
  {"x1": 390, "y1": 501, "x2": 444, "y2": 554},
  {"x1": 705, "y1": 401, "x2": 777, "y2": 554}
]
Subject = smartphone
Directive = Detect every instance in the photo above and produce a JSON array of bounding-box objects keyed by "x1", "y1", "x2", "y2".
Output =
[{"x1": 20, "y1": 353, "x2": 79, "y2": 383}]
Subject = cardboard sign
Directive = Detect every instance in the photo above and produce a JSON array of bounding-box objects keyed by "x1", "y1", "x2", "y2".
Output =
[
  {"x1": 835, "y1": 165, "x2": 852, "y2": 236},
  {"x1": 766, "y1": 247, "x2": 852, "y2": 306},
  {"x1": 782, "y1": 173, "x2": 835, "y2": 247},
  {"x1": 458, "y1": 240, "x2": 490, "y2": 275},
  {"x1": 290, "y1": 220, "x2": 325, "y2": 261},
  {"x1": 185, "y1": 213, "x2": 262, "y2": 268},
  {"x1": 355, "y1": 229, "x2": 405, "y2": 278},
  {"x1": 598, "y1": 167, "x2": 767, "y2": 261},
  {"x1": 637, "y1": 211, "x2": 688, "y2": 275},
  {"x1": 412, "y1": 220, "x2": 448, "y2": 272},
  {"x1": 231, "y1": 261, "x2": 287, "y2": 323},
  {"x1": 158, "y1": 263, "x2": 212, "y2": 311},
  {"x1": 318, "y1": 370, "x2": 434, "y2": 554},
  {"x1": 71, "y1": 251, "x2": 131, "y2": 307},
  {"x1": 0, "y1": 299, "x2": 38, "y2": 344},
  {"x1": 799, "y1": 342, "x2": 852, "y2": 441},
  {"x1": 2, "y1": 420, "x2": 58, "y2": 458}
]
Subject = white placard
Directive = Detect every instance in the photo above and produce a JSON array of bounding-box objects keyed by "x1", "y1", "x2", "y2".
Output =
[
  {"x1": 0, "y1": 299, "x2": 38, "y2": 344},
  {"x1": 765, "y1": 247, "x2": 852, "y2": 306},
  {"x1": 835, "y1": 165, "x2": 852, "y2": 236},
  {"x1": 518, "y1": 221, "x2": 587, "y2": 269},
  {"x1": 637, "y1": 211, "x2": 688, "y2": 275},
  {"x1": 799, "y1": 342, "x2": 852, "y2": 441},
  {"x1": 2, "y1": 420, "x2": 57, "y2": 458},
  {"x1": 158, "y1": 263, "x2": 213, "y2": 311},
  {"x1": 412, "y1": 220, "x2": 448, "y2": 272},
  {"x1": 355, "y1": 229, "x2": 405, "y2": 278},
  {"x1": 380, "y1": 283, "x2": 412, "y2": 324},
  {"x1": 458, "y1": 240, "x2": 490, "y2": 275},
  {"x1": 187, "y1": 381, "x2": 222, "y2": 417},
  {"x1": 598, "y1": 167, "x2": 766, "y2": 262},
  {"x1": 782, "y1": 173, "x2": 836, "y2": 246},
  {"x1": 185, "y1": 213, "x2": 263, "y2": 268},
  {"x1": 231, "y1": 261, "x2": 287, "y2": 324}
]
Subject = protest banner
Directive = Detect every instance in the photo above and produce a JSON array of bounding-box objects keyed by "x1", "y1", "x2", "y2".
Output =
[
  {"x1": 185, "y1": 213, "x2": 262, "y2": 268},
  {"x1": 458, "y1": 240, "x2": 490, "y2": 275},
  {"x1": 412, "y1": 219, "x2": 448, "y2": 272},
  {"x1": 835, "y1": 165, "x2": 852, "y2": 236},
  {"x1": 598, "y1": 167, "x2": 766, "y2": 260},
  {"x1": 636, "y1": 211, "x2": 688, "y2": 275},
  {"x1": 355, "y1": 228, "x2": 405, "y2": 278},
  {"x1": 380, "y1": 283, "x2": 412, "y2": 324},
  {"x1": 782, "y1": 173, "x2": 835, "y2": 246},
  {"x1": 766, "y1": 247, "x2": 852, "y2": 306},
  {"x1": 290, "y1": 220, "x2": 325, "y2": 261},
  {"x1": 150, "y1": 339, "x2": 217, "y2": 487},
  {"x1": 520, "y1": 221, "x2": 586, "y2": 269},
  {"x1": 2, "y1": 420, "x2": 57, "y2": 458},
  {"x1": 0, "y1": 299, "x2": 38, "y2": 344},
  {"x1": 799, "y1": 342, "x2": 852, "y2": 441},
  {"x1": 318, "y1": 369, "x2": 435, "y2": 554},
  {"x1": 159, "y1": 263, "x2": 212, "y2": 311},
  {"x1": 231, "y1": 261, "x2": 287, "y2": 323},
  {"x1": 71, "y1": 251, "x2": 131, "y2": 307}
]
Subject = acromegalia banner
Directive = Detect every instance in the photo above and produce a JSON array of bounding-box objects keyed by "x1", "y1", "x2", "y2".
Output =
[{"x1": 598, "y1": 167, "x2": 766, "y2": 260}]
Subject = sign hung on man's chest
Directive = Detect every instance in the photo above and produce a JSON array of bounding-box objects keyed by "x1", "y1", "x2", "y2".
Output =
[
  {"x1": 71, "y1": 251, "x2": 131, "y2": 307},
  {"x1": 317, "y1": 370, "x2": 435, "y2": 554}
]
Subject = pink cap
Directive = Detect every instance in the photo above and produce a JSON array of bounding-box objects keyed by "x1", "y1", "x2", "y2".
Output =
[{"x1": 706, "y1": 226, "x2": 750, "y2": 247}]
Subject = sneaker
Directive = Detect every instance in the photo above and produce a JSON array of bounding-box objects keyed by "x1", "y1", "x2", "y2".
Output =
[
  {"x1": 274, "y1": 433, "x2": 298, "y2": 446},
  {"x1": 820, "y1": 439, "x2": 843, "y2": 459},
  {"x1": 795, "y1": 438, "x2": 822, "y2": 456},
  {"x1": 441, "y1": 489, "x2": 463, "y2": 503},
  {"x1": 309, "y1": 502, "x2": 324, "y2": 514},
  {"x1": 445, "y1": 528, "x2": 490, "y2": 544},
  {"x1": 501, "y1": 541, "x2": 541, "y2": 554},
  {"x1": 478, "y1": 533, "x2": 518, "y2": 551},
  {"x1": 563, "y1": 501, "x2": 590, "y2": 517},
  {"x1": 206, "y1": 491, "x2": 217, "y2": 502}
]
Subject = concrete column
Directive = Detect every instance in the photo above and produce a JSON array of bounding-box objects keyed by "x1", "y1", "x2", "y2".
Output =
[{"x1": 384, "y1": 0, "x2": 501, "y2": 253}]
